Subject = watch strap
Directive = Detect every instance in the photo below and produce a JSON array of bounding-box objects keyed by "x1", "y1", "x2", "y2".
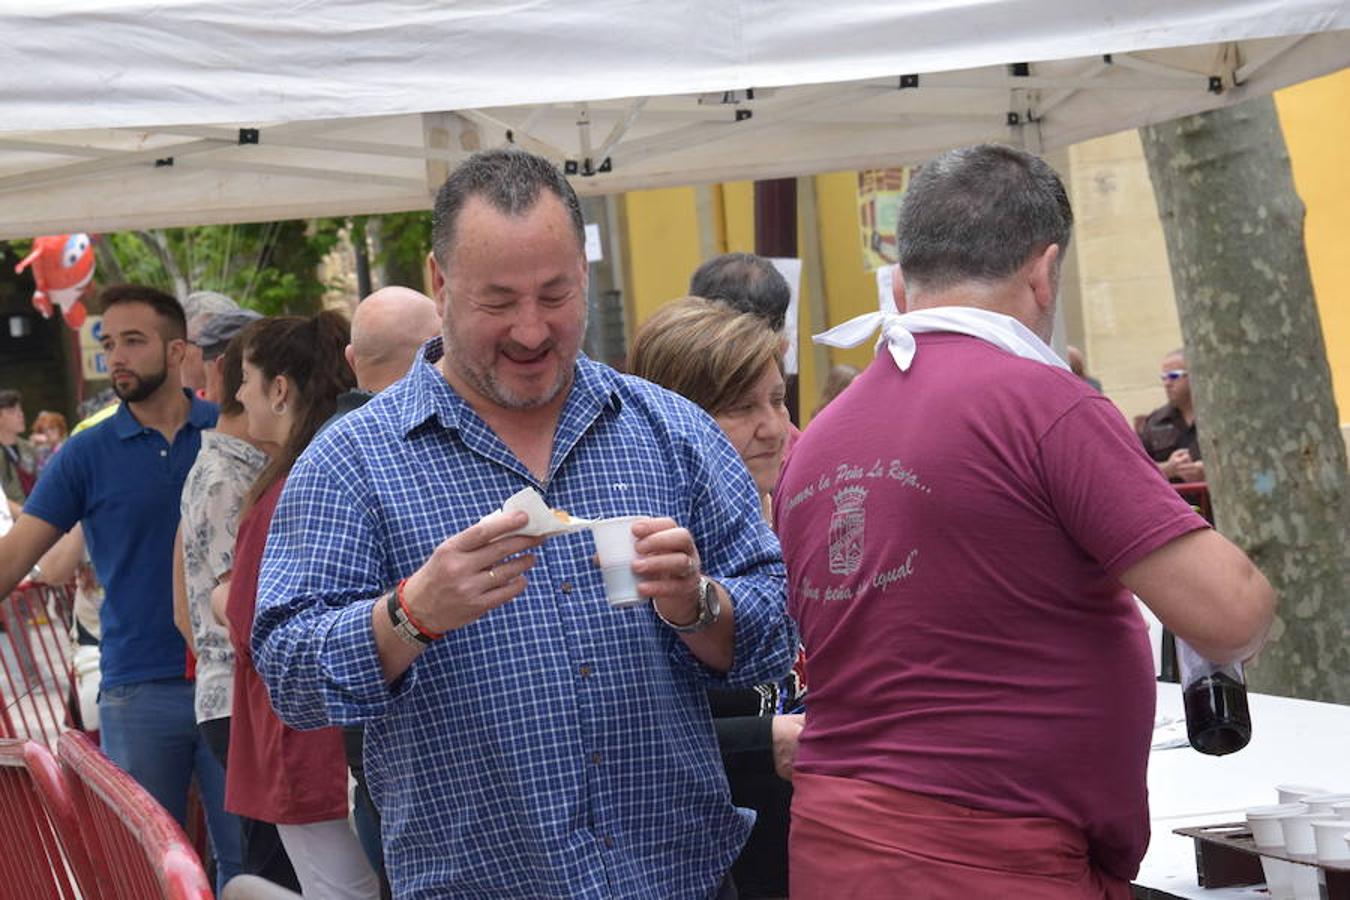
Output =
[{"x1": 658, "y1": 576, "x2": 721, "y2": 634}]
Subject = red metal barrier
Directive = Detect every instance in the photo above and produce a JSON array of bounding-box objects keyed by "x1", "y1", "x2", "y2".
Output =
[
  {"x1": 57, "y1": 730, "x2": 213, "y2": 900},
  {"x1": 0, "y1": 583, "x2": 77, "y2": 748},
  {"x1": 0, "y1": 737, "x2": 85, "y2": 899}
]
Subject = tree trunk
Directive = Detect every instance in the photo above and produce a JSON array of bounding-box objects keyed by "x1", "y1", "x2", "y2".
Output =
[
  {"x1": 92, "y1": 235, "x2": 126, "y2": 286},
  {"x1": 1140, "y1": 96, "x2": 1350, "y2": 703}
]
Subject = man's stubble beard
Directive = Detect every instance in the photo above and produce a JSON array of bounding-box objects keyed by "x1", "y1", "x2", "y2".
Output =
[
  {"x1": 442, "y1": 307, "x2": 586, "y2": 412},
  {"x1": 113, "y1": 352, "x2": 170, "y2": 403}
]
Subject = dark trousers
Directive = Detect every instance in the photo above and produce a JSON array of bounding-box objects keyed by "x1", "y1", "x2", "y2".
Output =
[{"x1": 199, "y1": 716, "x2": 302, "y2": 893}]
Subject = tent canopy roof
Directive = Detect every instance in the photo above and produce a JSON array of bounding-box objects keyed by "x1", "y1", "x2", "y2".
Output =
[{"x1": 1, "y1": 1, "x2": 1347, "y2": 238}]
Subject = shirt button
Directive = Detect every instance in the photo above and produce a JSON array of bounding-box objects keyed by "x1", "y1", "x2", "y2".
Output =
[
  {"x1": 560, "y1": 581, "x2": 573, "y2": 594},
  {"x1": 590, "y1": 752, "x2": 602, "y2": 765},
  {"x1": 579, "y1": 664, "x2": 592, "y2": 678},
  {"x1": 160, "y1": 450, "x2": 167, "y2": 457},
  {"x1": 602, "y1": 835, "x2": 614, "y2": 849}
]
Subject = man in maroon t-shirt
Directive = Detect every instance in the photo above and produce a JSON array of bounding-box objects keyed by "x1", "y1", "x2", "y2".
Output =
[{"x1": 776, "y1": 144, "x2": 1274, "y2": 899}]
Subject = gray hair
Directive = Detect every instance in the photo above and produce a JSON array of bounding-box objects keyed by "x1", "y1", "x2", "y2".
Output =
[
  {"x1": 897, "y1": 144, "x2": 1072, "y2": 293},
  {"x1": 689, "y1": 253, "x2": 790, "y2": 332},
  {"x1": 431, "y1": 148, "x2": 585, "y2": 265}
]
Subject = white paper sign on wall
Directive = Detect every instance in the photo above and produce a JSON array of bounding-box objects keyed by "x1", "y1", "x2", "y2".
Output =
[
  {"x1": 769, "y1": 257, "x2": 802, "y2": 375},
  {"x1": 585, "y1": 223, "x2": 604, "y2": 263}
]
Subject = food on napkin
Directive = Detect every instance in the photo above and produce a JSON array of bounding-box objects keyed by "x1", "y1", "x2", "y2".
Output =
[{"x1": 485, "y1": 487, "x2": 594, "y2": 537}]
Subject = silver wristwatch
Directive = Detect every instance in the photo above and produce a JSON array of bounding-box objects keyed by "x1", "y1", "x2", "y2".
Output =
[{"x1": 657, "y1": 576, "x2": 721, "y2": 634}]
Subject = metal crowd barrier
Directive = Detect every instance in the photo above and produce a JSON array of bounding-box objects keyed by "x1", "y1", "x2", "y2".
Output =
[
  {"x1": 0, "y1": 582, "x2": 77, "y2": 748},
  {"x1": 58, "y1": 730, "x2": 214, "y2": 899},
  {"x1": 0, "y1": 737, "x2": 85, "y2": 898}
]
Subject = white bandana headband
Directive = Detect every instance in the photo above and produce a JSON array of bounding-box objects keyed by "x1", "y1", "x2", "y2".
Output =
[{"x1": 812, "y1": 305, "x2": 1069, "y2": 373}]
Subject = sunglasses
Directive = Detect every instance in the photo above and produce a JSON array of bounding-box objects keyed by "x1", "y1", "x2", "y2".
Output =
[{"x1": 1161, "y1": 369, "x2": 1188, "y2": 382}]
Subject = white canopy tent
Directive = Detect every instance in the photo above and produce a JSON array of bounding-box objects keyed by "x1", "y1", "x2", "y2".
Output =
[{"x1": 1, "y1": 0, "x2": 1347, "y2": 239}]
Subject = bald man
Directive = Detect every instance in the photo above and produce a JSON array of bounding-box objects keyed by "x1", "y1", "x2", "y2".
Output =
[{"x1": 344, "y1": 286, "x2": 442, "y2": 395}]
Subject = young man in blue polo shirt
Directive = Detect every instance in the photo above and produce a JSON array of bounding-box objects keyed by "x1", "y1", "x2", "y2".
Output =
[{"x1": 0, "y1": 284, "x2": 242, "y2": 891}]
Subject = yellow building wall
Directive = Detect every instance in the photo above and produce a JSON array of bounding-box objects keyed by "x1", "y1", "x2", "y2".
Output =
[
  {"x1": 813, "y1": 172, "x2": 881, "y2": 381},
  {"x1": 1275, "y1": 69, "x2": 1350, "y2": 426},
  {"x1": 723, "y1": 182, "x2": 756, "y2": 252},
  {"x1": 622, "y1": 186, "x2": 704, "y2": 326}
]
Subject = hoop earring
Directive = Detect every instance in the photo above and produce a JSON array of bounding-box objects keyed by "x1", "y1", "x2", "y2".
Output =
[{"x1": 272, "y1": 402, "x2": 287, "y2": 416}]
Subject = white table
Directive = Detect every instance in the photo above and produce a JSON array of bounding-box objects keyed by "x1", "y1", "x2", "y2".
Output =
[{"x1": 1136, "y1": 683, "x2": 1350, "y2": 898}]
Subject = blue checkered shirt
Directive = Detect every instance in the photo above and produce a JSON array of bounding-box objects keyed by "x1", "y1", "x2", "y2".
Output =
[{"x1": 253, "y1": 339, "x2": 796, "y2": 899}]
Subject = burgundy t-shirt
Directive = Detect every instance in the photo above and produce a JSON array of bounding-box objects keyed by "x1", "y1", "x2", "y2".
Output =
[
  {"x1": 225, "y1": 478, "x2": 350, "y2": 825},
  {"x1": 775, "y1": 334, "x2": 1207, "y2": 881}
]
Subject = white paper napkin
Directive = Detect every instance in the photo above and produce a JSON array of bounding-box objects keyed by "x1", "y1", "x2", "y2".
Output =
[{"x1": 485, "y1": 487, "x2": 595, "y2": 538}]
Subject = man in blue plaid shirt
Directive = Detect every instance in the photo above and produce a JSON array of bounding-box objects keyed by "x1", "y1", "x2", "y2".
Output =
[{"x1": 252, "y1": 149, "x2": 797, "y2": 899}]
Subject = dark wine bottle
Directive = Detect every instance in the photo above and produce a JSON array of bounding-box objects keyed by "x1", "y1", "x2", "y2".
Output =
[
  {"x1": 1177, "y1": 639, "x2": 1252, "y2": 757},
  {"x1": 1182, "y1": 671, "x2": 1251, "y2": 755}
]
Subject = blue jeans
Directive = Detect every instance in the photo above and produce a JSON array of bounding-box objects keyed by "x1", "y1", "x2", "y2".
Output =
[{"x1": 99, "y1": 678, "x2": 243, "y2": 893}]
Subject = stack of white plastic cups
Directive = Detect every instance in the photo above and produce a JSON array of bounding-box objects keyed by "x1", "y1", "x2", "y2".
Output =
[
  {"x1": 1248, "y1": 786, "x2": 1350, "y2": 900},
  {"x1": 1304, "y1": 794, "x2": 1350, "y2": 896},
  {"x1": 1279, "y1": 808, "x2": 1326, "y2": 900},
  {"x1": 1247, "y1": 802, "x2": 1309, "y2": 900}
]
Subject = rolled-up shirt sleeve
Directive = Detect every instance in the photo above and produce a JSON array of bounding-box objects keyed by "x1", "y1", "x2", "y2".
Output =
[
  {"x1": 252, "y1": 433, "x2": 416, "y2": 730},
  {"x1": 667, "y1": 417, "x2": 797, "y2": 690}
]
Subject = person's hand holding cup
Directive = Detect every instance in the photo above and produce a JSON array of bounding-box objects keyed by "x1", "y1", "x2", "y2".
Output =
[{"x1": 591, "y1": 517, "x2": 706, "y2": 624}]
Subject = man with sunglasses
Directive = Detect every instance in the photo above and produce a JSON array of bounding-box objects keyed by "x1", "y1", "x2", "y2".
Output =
[{"x1": 1140, "y1": 348, "x2": 1204, "y2": 482}]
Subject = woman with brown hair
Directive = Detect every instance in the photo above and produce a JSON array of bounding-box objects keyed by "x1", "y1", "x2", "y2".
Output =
[
  {"x1": 629, "y1": 297, "x2": 790, "y2": 515},
  {"x1": 629, "y1": 296, "x2": 803, "y2": 900},
  {"x1": 224, "y1": 310, "x2": 379, "y2": 898}
]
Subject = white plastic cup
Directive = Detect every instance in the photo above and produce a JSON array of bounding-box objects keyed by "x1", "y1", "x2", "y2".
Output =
[
  {"x1": 1311, "y1": 819, "x2": 1350, "y2": 864},
  {"x1": 1277, "y1": 784, "x2": 1328, "y2": 804},
  {"x1": 1281, "y1": 813, "x2": 1322, "y2": 857},
  {"x1": 591, "y1": 516, "x2": 647, "y2": 608},
  {"x1": 1301, "y1": 793, "x2": 1350, "y2": 815},
  {"x1": 1248, "y1": 804, "x2": 1309, "y2": 900},
  {"x1": 1278, "y1": 813, "x2": 1323, "y2": 900},
  {"x1": 1249, "y1": 804, "x2": 1311, "y2": 847}
]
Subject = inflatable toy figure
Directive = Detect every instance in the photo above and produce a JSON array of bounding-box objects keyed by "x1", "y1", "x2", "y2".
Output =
[{"x1": 14, "y1": 233, "x2": 95, "y2": 329}]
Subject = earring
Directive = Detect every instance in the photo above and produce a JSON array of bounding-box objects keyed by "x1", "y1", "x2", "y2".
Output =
[{"x1": 272, "y1": 402, "x2": 287, "y2": 416}]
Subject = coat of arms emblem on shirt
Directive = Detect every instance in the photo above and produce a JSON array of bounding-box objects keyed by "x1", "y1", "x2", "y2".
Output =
[{"x1": 828, "y1": 485, "x2": 867, "y2": 576}]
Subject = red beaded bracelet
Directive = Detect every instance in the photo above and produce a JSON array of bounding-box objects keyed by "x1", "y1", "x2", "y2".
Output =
[{"x1": 396, "y1": 578, "x2": 444, "y2": 641}]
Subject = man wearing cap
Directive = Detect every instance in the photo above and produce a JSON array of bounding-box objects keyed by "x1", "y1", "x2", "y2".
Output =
[{"x1": 183, "y1": 290, "x2": 244, "y2": 395}]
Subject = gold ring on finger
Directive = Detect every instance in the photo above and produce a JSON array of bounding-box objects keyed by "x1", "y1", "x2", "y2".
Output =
[{"x1": 488, "y1": 568, "x2": 498, "y2": 584}]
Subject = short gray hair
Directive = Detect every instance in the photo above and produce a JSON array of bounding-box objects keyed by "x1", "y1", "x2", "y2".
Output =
[
  {"x1": 431, "y1": 148, "x2": 585, "y2": 265},
  {"x1": 897, "y1": 144, "x2": 1072, "y2": 293}
]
